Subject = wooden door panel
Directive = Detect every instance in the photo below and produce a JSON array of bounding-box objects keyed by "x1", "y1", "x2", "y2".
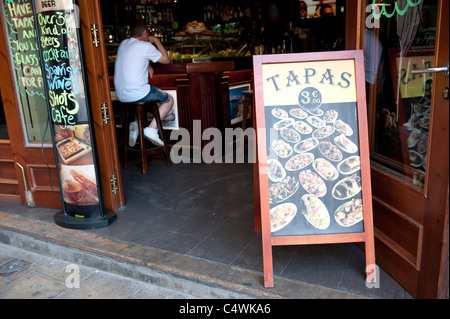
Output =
[
  {"x1": 0, "y1": 182, "x2": 19, "y2": 197},
  {"x1": 371, "y1": 169, "x2": 425, "y2": 224},
  {"x1": 373, "y1": 198, "x2": 423, "y2": 268},
  {"x1": 0, "y1": 161, "x2": 17, "y2": 180},
  {"x1": 0, "y1": 141, "x2": 19, "y2": 200},
  {"x1": 374, "y1": 237, "x2": 419, "y2": 296},
  {"x1": 28, "y1": 165, "x2": 60, "y2": 191}
]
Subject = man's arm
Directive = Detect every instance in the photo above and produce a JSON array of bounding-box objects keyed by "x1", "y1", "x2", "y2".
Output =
[
  {"x1": 148, "y1": 64, "x2": 154, "y2": 78},
  {"x1": 148, "y1": 35, "x2": 170, "y2": 64}
]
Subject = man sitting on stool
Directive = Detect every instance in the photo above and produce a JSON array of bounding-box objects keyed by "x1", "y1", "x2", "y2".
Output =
[{"x1": 114, "y1": 23, "x2": 173, "y2": 147}]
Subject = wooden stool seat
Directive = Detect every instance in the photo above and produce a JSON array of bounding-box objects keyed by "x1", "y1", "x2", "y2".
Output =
[{"x1": 121, "y1": 101, "x2": 171, "y2": 174}]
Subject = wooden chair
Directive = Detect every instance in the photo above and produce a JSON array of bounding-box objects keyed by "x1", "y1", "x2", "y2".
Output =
[{"x1": 120, "y1": 101, "x2": 171, "y2": 174}]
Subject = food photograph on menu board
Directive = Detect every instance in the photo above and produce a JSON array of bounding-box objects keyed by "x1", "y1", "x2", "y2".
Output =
[
  {"x1": 60, "y1": 164, "x2": 100, "y2": 207},
  {"x1": 54, "y1": 124, "x2": 93, "y2": 164},
  {"x1": 262, "y1": 59, "x2": 364, "y2": 236}
]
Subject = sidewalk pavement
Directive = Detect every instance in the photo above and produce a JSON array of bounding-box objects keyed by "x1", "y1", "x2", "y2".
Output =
[
  {"x1": 0, "y1": 211, "x2": 366, "y2": 299},
  {"x1": 0, "y1": 243, "x2": 199, "y2": 299}
]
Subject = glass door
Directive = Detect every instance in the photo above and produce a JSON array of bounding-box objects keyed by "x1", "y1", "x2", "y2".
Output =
[
  {"x1": 363, "y1": 0, "x2": 448, "y2": 298},
  {"x1": 366, "y1": 0, "x2": 439, "y2": 190}
]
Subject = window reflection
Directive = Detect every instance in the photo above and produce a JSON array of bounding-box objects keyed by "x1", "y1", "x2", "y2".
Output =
[{"x1": 365, "y1": 0, "x2": 438, "y2": 190}]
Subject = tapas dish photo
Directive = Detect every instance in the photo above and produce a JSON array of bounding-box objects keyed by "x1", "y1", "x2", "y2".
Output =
[
  {"x1": 270, "y1": 203, "x2": 297, "y2": 232},
  {"x1": 334, "y1": 198, "x2": 363, "y2": 227},
  {"x1": 293, "y1": 120, "x2": 313, "y2": 135},
  {"x1": 272, "y1": 107, "x2": 289, "y2": 119},
  {"x1": 299, "y1": 169, "x2": 327, "y2": 197},
  {"x1": 407, "y1": 128, "x2": 420, "y2": 148},
  {"x1": 312, "y1": 126, "x2": 336, "y2": 139},
  {"x1": 313, "y1": 158, "x2": 339, "y2": 181},
  {"x1": 323, "y1": 109, "x2": 338, "y2": 123},
  {"x1": 269, "y1": 176, "x2": 299, "y2": 204},
  {"x1": 294, "y1": 137, "x2": 319, "y2": 153},
  {"x1": 306, "y1": 109, "x2": 324, "y2": 116},
  {"x1": 332, "y1": 174, "x2": 362, "y2": 200},
  {"x1": 301, "y1": 194, "x2": 330, "y2": 230},
  {"x1": 289, "y1": 108, "x2": 308, "y2": 119},
  {"x1": 337, "y1": 156, "x2": 361, "y2": 175},
  {"x1": 272, "y1": 139, "x2": 293, "y2": 158},
  {"x1": 409, "y1": 150, "x2": 423, "y2": 167},
  {"x1": 268, "y1": 159, "x2": 286, "y2": 182},
  {"x1": 334, "y1": 134, "x2": 358, "y2": 154},
  {"x1": 285, "y1": 153, "x2": 314, "y2": 171},
  {"x1": 281, "y1": 127, "x2": 301, "y2": 144},
  {"x1": 334, "y1": 119, "x2": 353, "y2": 136},
  {"x1": 318, "y1": 141, "x2": 343, "y2": 162},
  {"x1": 306, "y1": 116, "x2": 325, "y2": 128},
  {"x1": 273, "y1": 118, "x2": 294, "y2": 130}
]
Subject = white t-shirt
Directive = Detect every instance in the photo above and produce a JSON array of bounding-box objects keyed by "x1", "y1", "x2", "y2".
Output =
[{"x1": 114, "y1": 38, "x2": 162, "y2": 102}]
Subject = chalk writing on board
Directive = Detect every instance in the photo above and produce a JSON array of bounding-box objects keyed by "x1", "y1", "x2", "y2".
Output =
[
  {"x1": 5, "y1": 0, "x2": 45, "y2": 99},
  {"x1": 36, "y1": 2, "x2": 87, "y2": 129}
]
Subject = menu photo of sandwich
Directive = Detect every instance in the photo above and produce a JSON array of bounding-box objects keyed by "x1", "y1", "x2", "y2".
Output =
[{"x1": 60, "y1": 164, "x2": 99, "y2": 206}]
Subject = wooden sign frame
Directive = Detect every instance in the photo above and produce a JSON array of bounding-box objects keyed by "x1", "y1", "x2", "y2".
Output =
[{"x1": 253, "y1": 51, "x2": 375, "y2": 288}]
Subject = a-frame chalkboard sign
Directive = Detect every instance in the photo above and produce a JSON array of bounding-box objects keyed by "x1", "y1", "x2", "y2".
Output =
[{"x1": 253, "y1": 51, "x2": 376, "y2": 287}]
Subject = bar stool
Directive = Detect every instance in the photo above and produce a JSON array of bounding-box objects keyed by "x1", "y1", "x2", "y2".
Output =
[{"x1": 121, "y1": 101, "x2": 172, "y2": 174}]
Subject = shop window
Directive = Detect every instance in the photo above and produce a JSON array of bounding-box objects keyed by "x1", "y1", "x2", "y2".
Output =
[
  {"x1": 1, "y1": 0, "x2": 51, "y2": 145},
  {"x1": 364, "y1": 0, "x2": 438, "y2": 190}
]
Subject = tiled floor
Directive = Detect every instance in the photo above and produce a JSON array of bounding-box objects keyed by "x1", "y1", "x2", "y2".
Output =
[
  {"x1": 91, "y1": 156, "x2": 413, "y2": 299},
  {"x1": 0, "y1": 155, "x2": 414, "y2": 298}
]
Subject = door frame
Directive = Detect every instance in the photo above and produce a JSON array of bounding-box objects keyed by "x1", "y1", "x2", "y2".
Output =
[
  {"x1": 77, "y1": 0, "x2": 124, "y2": 211},
  {"x1": 416, "y1": 0, "x2": 448, "y2": 298}
]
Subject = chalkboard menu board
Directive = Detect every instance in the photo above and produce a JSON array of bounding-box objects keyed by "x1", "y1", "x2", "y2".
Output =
[
  {"x1": 253, "y1": 51, "x2": 375, "y2": 287},
  {"x1": 32, "y1": 0, "x2": 115, "y2": 228},
  {"x1": 2, "y1": 0, "x2": 50, "y2": 142}
]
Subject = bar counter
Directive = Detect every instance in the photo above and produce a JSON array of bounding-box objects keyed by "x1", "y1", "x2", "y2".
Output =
[{"x1": 110, "y1": 60, "x2": 253, "y2": 148}]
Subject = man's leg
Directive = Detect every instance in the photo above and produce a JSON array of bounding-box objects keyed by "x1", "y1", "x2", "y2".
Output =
[
  {"x1": 148, "y1": 95, "x2": 174, "y2": 129},
  {"x1": 144, "y1": 95, "x2": 173, "y2": 146}
]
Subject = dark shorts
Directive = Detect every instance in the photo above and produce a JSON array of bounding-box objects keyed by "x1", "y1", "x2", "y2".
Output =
[{"x1": 135, "y1": 86, "x2": 171, "y2": 104}]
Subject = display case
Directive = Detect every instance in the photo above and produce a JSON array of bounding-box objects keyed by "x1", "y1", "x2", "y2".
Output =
[
  {"x1": 106, "y1": 34, "x2": 251, "y2": 75},
  {"x1": 166, "y1": 32, "x2": 250, "y2": 63}
]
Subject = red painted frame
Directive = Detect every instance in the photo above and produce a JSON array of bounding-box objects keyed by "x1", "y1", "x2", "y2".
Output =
[{"x1": 252, "y1": 50, "x2": 376, "y2": 287}]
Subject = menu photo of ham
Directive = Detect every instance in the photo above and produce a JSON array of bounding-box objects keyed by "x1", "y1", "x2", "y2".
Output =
[{"x1": 60, "y1": 164, "x2": 99, "y2": 206}]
